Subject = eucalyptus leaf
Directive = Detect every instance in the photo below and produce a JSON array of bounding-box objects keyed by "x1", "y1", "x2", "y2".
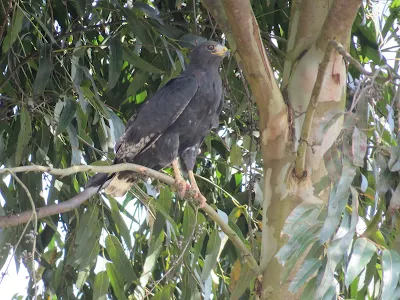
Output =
[
  {"x1": 33, "y1": 42, "x2": 53, "y2": 96},
  {"x1": 105, "y1": 235, "x2": 137, "y2": 284},
  {"x1": 108, "y1": 36, "x2": 123, "y2": 90},
  {"x1": 93, "y1": 271, "x2": 110, "y2": 300},
  {"x1": 201, "y1": 229, "x2": 221, "y2": 281},
  {"x1": 15, "y1": 106, "x2": 32, "y2": 165},
  {"x1": 382, "y1": 249, "x2": 400, "y2": 300},
  {"x1": 345, "y1": 238, "x2": 376, "y2": 288}
]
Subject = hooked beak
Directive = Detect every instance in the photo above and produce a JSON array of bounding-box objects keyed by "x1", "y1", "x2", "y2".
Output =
[{"x1": 214, "y1": 45, "x2": 230, "y2": 58}]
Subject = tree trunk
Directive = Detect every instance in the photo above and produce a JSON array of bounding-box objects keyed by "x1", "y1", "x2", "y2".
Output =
[{"x1": 204, "y1": 0, "x2": 362, "y2": 298}]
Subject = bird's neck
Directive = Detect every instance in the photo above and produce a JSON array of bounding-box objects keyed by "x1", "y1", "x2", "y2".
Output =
[{"x1": 186, "y1": 62, "x2": 220, "y2": 74}]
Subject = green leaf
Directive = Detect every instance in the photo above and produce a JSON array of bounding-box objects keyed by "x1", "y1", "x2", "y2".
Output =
[
  {"x1": 201, "y1": 229, "x2": 221, "y2": 281},
  {"x1": 106, "y1": 262, "x2": 127, "y2": 300},
  {"x1": 230, "y1": 260, "x2": 256, "y2": 299},
  {"x1": 66, "y1": 124, "x2": 82, "y2": 166},
  {"x1": 0, "y1": 227, "x2": 15, "y2": 270},
  {"x1": 345, "y1": 238, "x2": 376, "y2": 288},
  {"x1": 289, "y1": 258, "x2": 322, "y2": 293},
  {"x1": 323, "y1": 145, "x2": 343, "y2": 181},
  {"x1": 352, "y1": 126, "x2": 367, "y2": 167},
  {"x1": 71, "y1": 206, "x2": 101, "y2": 269},
  {"x1": 389, "y1": 145, "x2": 400, "y2": 171},
  {"x1": 123, "y1": 10, "x2": 155, "y2": 51},
  {"x1": 108, "y1": 109, "x2": 125, "y2": 144},
  {"x1": 319, "y1": 163, "x2": 356, "y2": 243},
  {"x1": 228, "y1": 220, "x2": 247, "y2": 246},
  {"x1": 122, "y1": 46, "x2": 164, "y2": 74},
  {"x1": 15, "y1": 106, "x2": 32, "y2": 165},
  {"x1": 282, "y1": 204, "x2": 320, "y2": 235},
  {"x1": 135, "y1": 231, "x2": 164, "y2": 297},
  {"x1": 105, "y1": 235, "x2": 137, "y2": 284},
  {"x1": 276, "y1": 222, "x2": 321, "y2": 265},
  {"x1": 300, "y1": 277, "x2": 317, "y2": 300},
  {"x1": 152, "y1": 198, "x2": 179, "y2": 233},
  {"x1": 382, "y1": 249, "x2": 400, "y2": 300},
  {"x1": 108, "y1": 36, "x2": 123, "y2": 90},
  {"x1": 182, "y1": 204, "x2": 196, "y2": 242},
  {"x1": 191, "y1": 212, "x2": 207, "y2": 267},
  {"x1": 33, "y1": 42, "x2": 53, "y2": 96},
  {"x1": 230, "y1": 144, "x2": 243, "y2": 166},
  {"x1": 125, "y1": 71, "x2": 150, "y2": 101},
  {"x1": 93, "y1": 271, "x2": 109, "y2": 300},
  {"x1": 107, "y1": 197, "x2": 132, "y2": 248},
  {"x1": 2, "y1": 6, "x2": 25, "y2": 53},
  {"x1": 56, "y1": 99, "x2": 77, "y2": 135},
  {"x1": 152, "y1": 285, "x2": 174, "y2": 300}
]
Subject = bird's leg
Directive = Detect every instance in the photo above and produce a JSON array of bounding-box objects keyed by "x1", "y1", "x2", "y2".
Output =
[
  {"x1": 188, "y1": 170, "x2": 207, "y2": 208},
  {"x1": 172, "y1": 159, "x2": 188, "y2": 198}
]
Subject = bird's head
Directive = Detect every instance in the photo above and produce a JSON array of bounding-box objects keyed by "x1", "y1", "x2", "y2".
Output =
[{"x1": 188, "y1": 41, "x2": 230, "y2": 69}]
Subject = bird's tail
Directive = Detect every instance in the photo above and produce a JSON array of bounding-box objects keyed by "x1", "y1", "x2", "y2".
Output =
[
  {"x1": 103, "y1": 172, "x2": 137, "y2": 197},
  {"x1": 86, "y1": 172, "x2": 136, "y2": 198},
  {"x1": 85, "y1": 173, "x2": 111, "y2": 190}
]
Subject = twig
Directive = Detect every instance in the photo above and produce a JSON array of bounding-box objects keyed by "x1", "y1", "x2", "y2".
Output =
[
  {"x1": 149, "y1": 207, "x2": 199, "y2": 294},
  {"x1": 330, "y1": 40, "x2": 399, "y2": 81},
  {"x1": 0, "y1": 0, "x2": 12, "y2": 45},
  {"x1": 201, "y1": 203, "x2": 261, "y2": 275},
  {"x1": 8, "y1": 171, "x2": 38, "y2": 297},
  {"x1": 294, "y1": 43, "x2": 333, "y2": 178},
  {"x1": 0, "y1": 163, "x2": 261, "y2": 275}
]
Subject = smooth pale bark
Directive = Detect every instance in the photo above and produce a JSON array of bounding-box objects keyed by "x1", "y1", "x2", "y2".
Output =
[{"x1": 204, "y1": 0, "x2": 361, "y2": 298}]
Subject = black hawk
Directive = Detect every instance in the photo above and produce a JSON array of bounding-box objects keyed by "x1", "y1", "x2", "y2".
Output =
[{"x1": 87, "y1": 41, "x2": 229, "y2": 207}]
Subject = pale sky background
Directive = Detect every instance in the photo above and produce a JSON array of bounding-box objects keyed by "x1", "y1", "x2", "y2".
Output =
[{"x1": 0, "y1": 1, "x2": 398, "y2": 299}]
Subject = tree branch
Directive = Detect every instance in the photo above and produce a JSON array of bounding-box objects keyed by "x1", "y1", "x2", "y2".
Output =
[
  {"x1": 0, "y1": 163, "x2": 261, "y2": 275},
  {"x1": 294, "y1": 0, "x2": 362, "y2": 178},
  {"x1": 218, "y1": 0, "x2": 288, "y2": 162},
  {"x1": 330, "y1": 40, "x2": 399, "y2": 81},
  {"x1": 294, "y1": 44, "x2": 333, "y2": 177}
]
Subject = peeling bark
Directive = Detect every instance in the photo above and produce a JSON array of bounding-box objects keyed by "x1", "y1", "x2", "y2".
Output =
[{"x1": 203, "y1": 0, "x2": 361, "y2": 298}]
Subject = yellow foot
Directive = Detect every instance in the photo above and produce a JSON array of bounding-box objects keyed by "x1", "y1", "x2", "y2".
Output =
[
  {"x1": 191, "y1": 189, "x2": 207, "y2": 208},
  {"x1": 175, "y1": 179, "x2": 188, "y2": 199}
]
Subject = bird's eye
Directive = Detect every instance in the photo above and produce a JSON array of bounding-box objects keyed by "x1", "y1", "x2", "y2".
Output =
[{"x1": 206, "y1": 44, "x2": 215, "y2": 51}]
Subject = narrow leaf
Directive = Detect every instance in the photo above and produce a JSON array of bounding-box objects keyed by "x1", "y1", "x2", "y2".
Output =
[
  {"x1": 319, "y1": 163, "x2": 356, "y2": 243},
  {"x1": 2, "y1": 6, "x2": 25, "y2": 53},
  {"x1": 230, "y1": 260, "x2": 256, "y2": 299},
  {"x1": 106, "y1": 263, "x2": 127, "y2": 300},
  {"x1": 56, "y1": 99, "x2": 77, "y2": 135},
  {"x1": 289, "y1": 258, "x2": 322, "y2": 293},
  {"x1": 122, "y1": 46, "x2": 164, "y2": 74},
  {"x1": 345, "y1": 238, "x2": 376, "y2": 288},
  {"x1": 108, "y1": 36, "x2": 123, "y2": 89},
  {"x1": 201, "y1": 229, "x2": 221, "y2": 281},
  {"x1": 389, "y1": 145, "x2": 400, "y2": 171},
  {"x1": 352, "y1": 126, "x2": 367, "y2": 167},
  {"x1": 230, "y1": 144, "x2": 243, "y2": 166},
  {"x1": 93, "y1": 271, "x2": 109, "y2": 300},
  {"x1": 15, "y1": 106, "x2": 32, "y2": 165},
  {"x1": 33, "y1": 42, "x2": 53, "y2": 96},
  {"x1": 105, "y1": 235, "x2": 137, "y2": 284},
  {"x1": 382, "y1": 249, "x2": 400, "y2": 300}
]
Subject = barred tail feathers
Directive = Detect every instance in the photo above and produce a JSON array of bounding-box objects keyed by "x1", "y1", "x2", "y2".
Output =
[{"x1": 104, "y1": 172, "x2": 135, "y2": 197}]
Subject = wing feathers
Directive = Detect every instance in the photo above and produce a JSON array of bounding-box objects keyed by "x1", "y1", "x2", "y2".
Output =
[{"x1": 115, "y1": 74, "x2": 200, "y2": 162}]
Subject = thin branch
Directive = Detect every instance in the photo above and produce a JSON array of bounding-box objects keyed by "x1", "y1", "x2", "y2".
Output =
[
  {"x1": 9, "y1": 171, "x2": 38, "y2": 297},
  {"x1": 201, "y1": 203, "x2": 261, "y2": 275},
  {"x1": 0, "y1": 163, "x2": 261, "y2": 275},
  {"x1": 330, "y1": 40, "x2": 399, "y2": 81},
  {"x1": 0, "y1": 0, "x2": 12, "y2": 45},
  {"x1": 294, "y1": 43, "x2": 333, "y2": 178}
]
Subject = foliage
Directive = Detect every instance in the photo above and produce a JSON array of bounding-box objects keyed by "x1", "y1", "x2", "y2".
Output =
[
  {"x1": 0, "y1": 0, "x2": 265, "y2": 298},
  {"x1": 0, "y1": 0, "x2": 399, "y2": 299}
]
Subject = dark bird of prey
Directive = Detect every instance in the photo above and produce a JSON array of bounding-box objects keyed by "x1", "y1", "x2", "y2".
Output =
[{"x1": 87, "y1": 41, "x2": 229, "y2": 207}]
